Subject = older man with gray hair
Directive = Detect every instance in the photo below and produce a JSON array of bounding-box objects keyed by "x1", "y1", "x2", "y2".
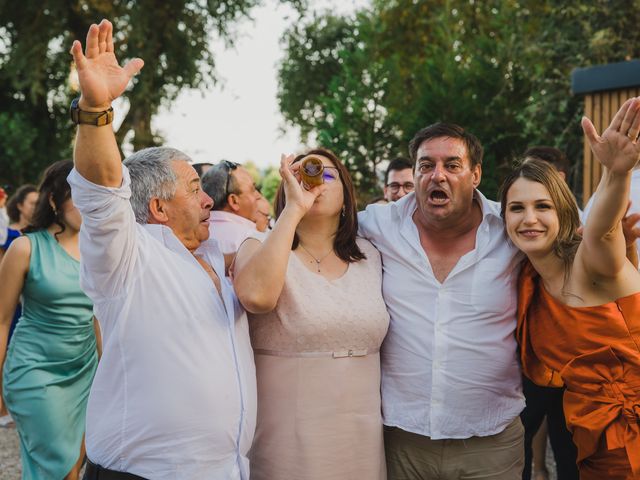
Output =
[{"x1": 68, "y1": 20, "x2": 256, "y2": 480}]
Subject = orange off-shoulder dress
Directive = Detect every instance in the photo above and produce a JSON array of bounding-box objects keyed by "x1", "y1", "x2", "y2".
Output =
[{"x1": 517, "y1": 261, "x2": 640, "y2": 480}]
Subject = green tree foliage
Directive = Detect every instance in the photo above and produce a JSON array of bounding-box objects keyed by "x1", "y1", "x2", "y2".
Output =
[
  {"x1": 259, "y1": 166, "x2": 281, "y2": 208},
  {"x1": 512, "y1": 1, "x2": 640, "y2": 200},
  {"x1": 242, "y1": 160, "x2": 262, "y2": 185},
  {"x1": 0, "y1": 0, "x2": 304, "y2": 188},
  {"x1": 277, "y1": 0, "x2": 640, "y2": 201},
  {"x1": 278, "y1": 12, "x2": 399, "y2": 201},
  {"x1": 242, "y1": 160, "x2": 280, "y2": 211}
]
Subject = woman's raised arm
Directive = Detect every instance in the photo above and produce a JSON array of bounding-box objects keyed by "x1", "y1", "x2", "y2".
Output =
[
  {"x1": 232, "y1": 155, "x2": 325, "y2": 314},
  {"x1": 580, "y1": 97, "x2": 640, "y2": 277}
]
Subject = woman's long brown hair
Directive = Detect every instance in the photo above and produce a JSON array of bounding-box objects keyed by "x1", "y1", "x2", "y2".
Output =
[{"x1": 23, "y1": 160, "x2": 74, "y2": 240}]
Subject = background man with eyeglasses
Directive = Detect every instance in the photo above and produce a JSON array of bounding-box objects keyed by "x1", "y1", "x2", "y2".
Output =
[
  {"x1": 384, "y1": 157, "x2": 415, "y2": 202},
  {"x1": 202, "y1": 160, "x2": 263, "y2": 258}
]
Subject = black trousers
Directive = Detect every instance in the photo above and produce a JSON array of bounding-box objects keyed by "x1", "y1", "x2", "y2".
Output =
[
  {"x1": 83, "y1": 459, "x2": 148, "y2": 480},
  {"x1": 520, "y1": 376, "x2": 579, "y2": 480}
]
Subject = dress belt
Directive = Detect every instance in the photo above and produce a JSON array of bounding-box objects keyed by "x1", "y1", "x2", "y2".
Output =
[{"x1": 253, "y1": 347, "x2": 380, "y2": 358}]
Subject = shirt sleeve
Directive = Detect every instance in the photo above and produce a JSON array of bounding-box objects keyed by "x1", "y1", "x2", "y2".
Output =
[
  {"x1": 581, "y1": 194, "x2": 594, "y2": 224},
  {"x1": 212, "y1": 222, "x2": 259, "y2": 255},
  {"x1": 67, "y1": 165, "x2": 139, "y2": 301},
  {"x1": 358, "y1": 204, "x2": 380, "y2": 240},
  {"x1": 0, "y1": 208, "x2": 8, "y2": 245}
]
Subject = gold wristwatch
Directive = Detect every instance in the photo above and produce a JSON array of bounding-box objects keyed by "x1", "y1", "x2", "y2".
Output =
[{"x1": 70, "y1": 98, "x2": 114, "y2": 126}]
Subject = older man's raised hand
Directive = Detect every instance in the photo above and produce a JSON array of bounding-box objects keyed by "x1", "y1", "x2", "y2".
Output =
[
  {"x1": 70, "y1": 20, "x2": 143, "y2": 186},
  {"x1": 70, "y1": 19, "x2": 143, "y2": 111}
]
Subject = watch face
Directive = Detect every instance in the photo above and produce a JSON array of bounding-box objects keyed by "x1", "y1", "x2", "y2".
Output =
[{"x1": 70, "y1": 98, "x2": 80, "y2": 124}]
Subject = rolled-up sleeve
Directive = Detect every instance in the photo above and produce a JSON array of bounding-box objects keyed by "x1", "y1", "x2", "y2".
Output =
[{"x1": 67, "y1": 165, "x2": 139, "y2": 301}]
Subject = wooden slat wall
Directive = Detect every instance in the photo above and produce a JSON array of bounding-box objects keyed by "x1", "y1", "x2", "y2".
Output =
[{"x1": 583, "y1": 88, "x2": 640, "y2": 205}]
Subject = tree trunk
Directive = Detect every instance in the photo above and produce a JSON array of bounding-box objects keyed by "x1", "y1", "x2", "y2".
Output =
[{"x1": 131, "y1": 104, "x2": 156, "y2": 151}]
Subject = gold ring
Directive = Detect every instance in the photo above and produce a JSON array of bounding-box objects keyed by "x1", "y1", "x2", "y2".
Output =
[{"x1": 628, "y1": 132, "x2": 636, "y2": 139}]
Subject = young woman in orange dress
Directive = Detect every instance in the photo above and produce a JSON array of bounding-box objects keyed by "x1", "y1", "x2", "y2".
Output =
[{"x1": 500, "y1": 97, "x2": 640, "y2": 479}]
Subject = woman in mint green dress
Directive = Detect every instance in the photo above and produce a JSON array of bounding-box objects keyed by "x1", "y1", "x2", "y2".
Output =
[{"x1": 0, "y1": 160, "x2": 100, "y2": 480}]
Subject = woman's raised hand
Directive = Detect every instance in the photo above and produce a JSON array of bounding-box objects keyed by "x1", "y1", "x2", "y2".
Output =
[
  {"x1": 70, "y1": 19, "x2": 144, "y2": 111},
  {"x1": 582, "y1": 97, "x2": 640, "y2": 175},
  {"x1": 279, "y1": 154, "x2": 327, "y2": 217}
]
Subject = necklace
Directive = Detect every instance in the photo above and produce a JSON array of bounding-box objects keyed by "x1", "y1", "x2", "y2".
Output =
[{"x1": 298, "y1": 243, "x2": 334, "y2": 272}]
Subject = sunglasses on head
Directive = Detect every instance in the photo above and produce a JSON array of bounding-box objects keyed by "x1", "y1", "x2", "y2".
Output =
[{"x1": 220, "y1": 160, "x2": 239, "y2": 200}]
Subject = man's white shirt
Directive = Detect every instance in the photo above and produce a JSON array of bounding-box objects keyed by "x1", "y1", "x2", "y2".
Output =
[
  {"x1": 358, "y1": 191, "x2": 525, "y2": 439},
  {"x1": 68, "y1": 166, "x2": 256, "y2": 480},
  {"x1": 0, "y1": 207, "x2": 8, "y2": 245}
]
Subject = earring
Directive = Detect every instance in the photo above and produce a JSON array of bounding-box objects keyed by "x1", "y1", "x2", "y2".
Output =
[{"x1": 341, "y1": 206, "x2": 346, "y2": 217}]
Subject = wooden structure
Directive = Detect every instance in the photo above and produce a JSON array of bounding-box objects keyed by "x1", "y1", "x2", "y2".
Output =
[{"x1": 572, "y1": 60, "x2": 640, "y2": 205}]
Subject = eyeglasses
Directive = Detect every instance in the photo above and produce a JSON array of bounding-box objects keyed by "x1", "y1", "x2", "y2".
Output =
[
  {"x1": 386, "y1": 182, "x2": 414, "y2": 193},
  {"x1": 321, "y1": 167, "x2": 340, "y2": 183}
]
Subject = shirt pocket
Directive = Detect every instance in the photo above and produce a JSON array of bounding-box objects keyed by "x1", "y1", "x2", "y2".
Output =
[{"x1": 470, "y1": 260, "x2": 516, "y2": 315}]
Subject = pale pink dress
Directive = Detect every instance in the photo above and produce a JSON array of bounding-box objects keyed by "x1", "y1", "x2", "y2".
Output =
[{"x1": 248, "y1": 238, "x2": 389, "y2": 480}]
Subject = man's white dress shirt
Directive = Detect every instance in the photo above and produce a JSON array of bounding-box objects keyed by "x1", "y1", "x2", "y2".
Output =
[
  {"x1": 209, "y1": 210, "x2": 258, "y2": 255},
  {"x1": 582, "y1": 167, "x2": 640, "y2": 266},
  {"x1": 68, "y1": 167, "x2": 256, "y2": 480},
  {"x1": 0, "y1": 207, "x2": 8, "y2": 245},
  {"x1": 358, "y1": 191, "x2": 525, "y2": 439}
]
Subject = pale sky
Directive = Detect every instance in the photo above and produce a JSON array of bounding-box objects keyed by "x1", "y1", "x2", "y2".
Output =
[{"x1": 152, "y1": 0, "x2": 369, "y2": 170}]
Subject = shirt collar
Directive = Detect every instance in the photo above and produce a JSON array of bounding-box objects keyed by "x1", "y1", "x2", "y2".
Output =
[
  {"x1": 390, "y1": 191, "x2": 417, "y2": 222},
  {"x1": 210, "y1": 210, "x2": 257, "y2": 228},
  {"x1": 473, "y1": 189, "x2": 503, "y2": 223},
  {"x1": 142, "y1": 224, "x2": 223, "y2": 264},
  {"x1": 142, "y1": 223, "x2": 230, "y2": 308},
  {"x1": 143, "y1": 224, "x2": 186, "y2": 253}
]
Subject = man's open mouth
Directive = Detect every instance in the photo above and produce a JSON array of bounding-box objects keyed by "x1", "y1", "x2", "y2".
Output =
[{"x1": 429, "y1": 189, "x2": 450, "y2": 205}]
